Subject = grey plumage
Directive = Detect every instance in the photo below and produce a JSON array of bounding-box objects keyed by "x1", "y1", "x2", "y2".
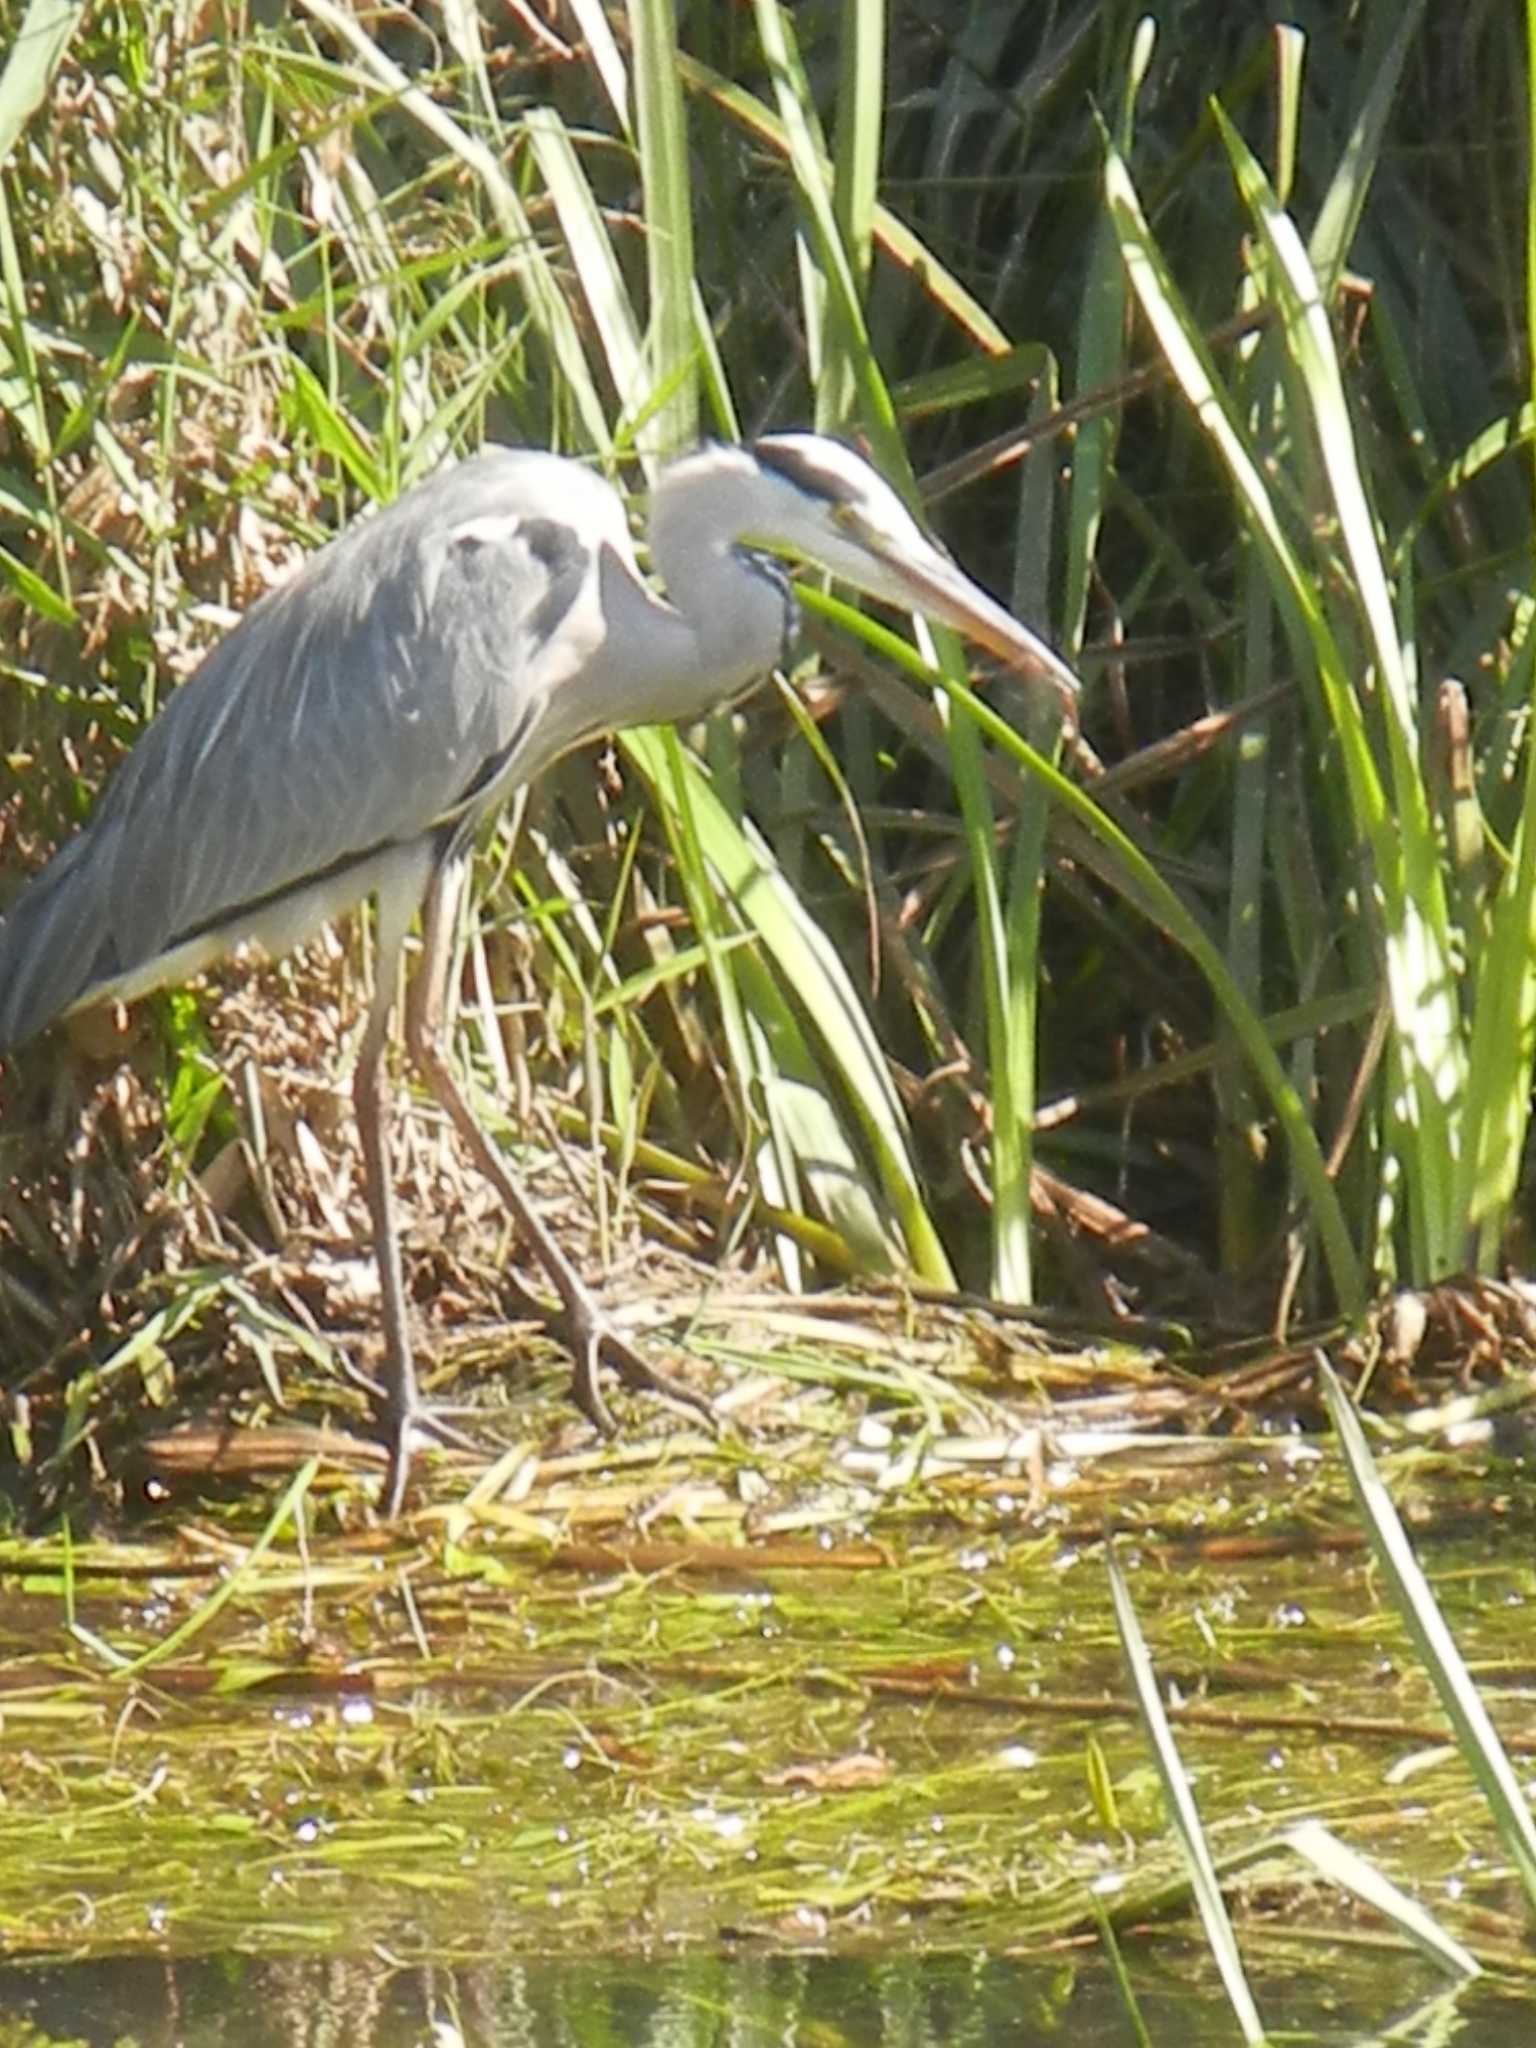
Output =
[
  {"x1": 0, "y1": 433, "x2": 1078, "y2": 1511},
  {"x1": 0, "y1": 452, "x2": 616, "y2": 1045}
]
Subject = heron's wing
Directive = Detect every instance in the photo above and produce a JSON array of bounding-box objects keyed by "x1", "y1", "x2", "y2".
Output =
[{"x1": 0, "y1": 451, "x2": 627, "y2": 1044}]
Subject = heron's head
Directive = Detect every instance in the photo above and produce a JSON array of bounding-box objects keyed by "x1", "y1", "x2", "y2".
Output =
[{"x1": 730, "y1": 432, "x2": 1080, "y2": 714}]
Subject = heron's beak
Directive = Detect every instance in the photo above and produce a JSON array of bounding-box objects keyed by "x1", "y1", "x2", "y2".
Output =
[{"x1": 856, "y1": 523, "x2": 1081, "y2": 725}]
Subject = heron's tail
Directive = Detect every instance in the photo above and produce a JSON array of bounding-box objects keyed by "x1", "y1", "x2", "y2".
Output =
[{"x1": 0, "y1": 832, "x2": 112, "y2": 1051}]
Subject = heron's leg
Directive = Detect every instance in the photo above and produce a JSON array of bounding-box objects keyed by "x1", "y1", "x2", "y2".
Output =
[
  {"x1": 405, "y1": 853, "x2": 713, "y2": 1434},
  {"x1": 353, "y1": 857, "x2": 433, "y2": 1516}
]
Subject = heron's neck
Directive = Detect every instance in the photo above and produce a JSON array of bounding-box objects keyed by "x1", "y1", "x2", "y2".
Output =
[{"x1": 639, "y1": 459, "x2": 792, "y2": 716}]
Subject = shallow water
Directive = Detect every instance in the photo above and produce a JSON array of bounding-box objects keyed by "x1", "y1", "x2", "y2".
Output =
[
  {"x1": 2, "y1": 1418, "x2": 1534, "y2": 2043},
  {"x1": 1, "y1": 1946, "x2": 1527, "y2": 2046}
]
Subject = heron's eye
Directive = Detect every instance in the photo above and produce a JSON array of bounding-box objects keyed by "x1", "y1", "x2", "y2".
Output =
[{"x1": 831, "y1": 503, "x2": 889, "y2": 551}]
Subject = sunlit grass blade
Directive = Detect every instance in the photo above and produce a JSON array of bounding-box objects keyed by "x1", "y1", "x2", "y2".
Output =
[
  {"x1": 1106, "y1": 1546, "x2": 1267, "y2": 2045},
  {"x1": 0, "y1": 171, "x2": 52, "y2": 476},
  {"x1": 1306, "y1": 0, "x2": 1428, "y2": 293},
  {"x1": 826, "y1": 0, "x2": 883, "y2": 429},
  {"x1": 546, "y1": 1100, "x2": 869, "y2": 1274},
  {"x1": 437, "y1": 0, "x2": 498, "y2": 134},
  {"x1": 1106, "y1": 137, "x2": 1457, "y2": 1298},
  {"x1": 750, "y1": 0, "x2": 897, "y2": 454},
  {"x1": 832, "y1": 0, "x2": 882, "y2": 297},
  {"x1": 565, "y1": 0, "x2": 630, "y2": 130},
  {"x1": 1458, "y1": 743, "x2": 1536, "y2": 1268},
  {"x1": 991, "y1": 371, "x2": 1065, "y2": 1306},
  {"x1": 661, "y1": 723, "x2": 804, "y2": 1286},
  {"x1": 103, "y1": 1458, "x2": 321, "y2": 1680},
  {"x1": 283, "y1": 357, "x2": 387, "y2": 500},
  {"x1": 1090, "y1": 1897, "x2": 1154, "y2": 2048},
  {"x1": 624, "y1": 725, "x2": 954, "y2": 1286},
  {"x1": 1454, "y1": 0, "x2": 1536, "y2": 1266},
  {"x1": 892, "y1": 344, "x2": 1052, "y2": 420},
  {"x1": 1061, "y1": 22, "x2": 1148, "y2": 655},
  {"x1": 627, "y1": 0, "x2": 698, "y2": 459},
  {"x1": 624, "y1": 2, "x2": 801, "y2": 1276},
  {"x1": 0, "y1": 538, "x2": 75, "y2": 626},
  {"x1": 753, "y1": 0, "x2": 857, "y2": 437},
  {"x1": 1319, "y1": 1356, "x2": 1536, "y2": 1910},
  {"x1": 751, "y1": 0, "x2": 1044, "y2": 1301},
  {"x1": 294, "y1": 0, "x2": 611, "y2": 453},
  {"x1": 524, "y1": 107, "x2": 645, "y2": 437},
  {"x1": 1214, "y1": 105, "x2": 1466, "y2": 1281},
  {"x1": 0, "y1": 0, "x2": 84, "y2": 172},
  {"x1": 1397, "y1": 403, "x2": 1536, "y2": 561},
  {"x1": 1282, "y1": 1819, "x2": 1478, "y2": 1979}
]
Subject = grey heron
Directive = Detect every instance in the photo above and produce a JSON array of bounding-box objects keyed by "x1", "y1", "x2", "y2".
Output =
[{"x1": 0, "y1": 433, "x2": 1078, "y2": 1513}]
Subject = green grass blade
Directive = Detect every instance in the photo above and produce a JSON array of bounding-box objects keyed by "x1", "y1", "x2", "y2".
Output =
[
  {"x1": 750, "y1": 0, "x2": 1040, "y2": 1299},
  {"x1": 565, "y1": 0, "x2": 631, "y2": 132},
  {"x1": 1271, "y1": 25, "x2": 1303, "y2": 205},
  {"x1": 283, "y1": 357, "x2": 386, "y2": 500},
  {"x1": 294, "y1": 0, "x2": 611, "y2": 453},
  {"x1": 0, "y1": 172, "x2": 49, "y2": 463},
  {"x1": 893, "y1": 344, "x2": 1052, "y2": 420},
  {"x1": 624, "y1": 725, "x2": 954, "y2": 1287},
  {"x1": 627, "y1": 0, "x2": 698, "y2": 458},
  {"x1": 1105, "y1": 139, "x2": 1456, "y2": 1294},
  {"x1": 1306, "y1": 0, "x2": 1428, "y2": 295},
  {"x1": 1107, "y1": 1547, "x2": 1267, "y2": 2045},
  {"x1": 945, "y1": 682, "x2": 1033, "y2": 1300},
  {"x1": 0, "y1": 0, "x2": 84, "y2": 173},
  {"x1": 1060, "y1": 22, "x2": 1146, "y2": 655},
  {"x1": 826, "y1": 0, "x2": 884, "y2": 429},
  {"x1": 1459, "y1": 741, "x2": 1536, "y2": 1266},
  {"x1": 991, "y1": 369, "x2": 1066, "y2": 1306},
  {"x1": 1214, "y1": 107, "x2": 1466, "y2": 1278},
  {"x1": 1282, "y1": 1819, "x2": 1478, "y2": 1979},
  {"x1": 108, "y1": 1459, "x2": 321, "y2": 1680},
  {"x1": 803, "y1": 584, "x2": 1366, "y2": 1312},
  {"x1": 1319, "y1": 1358, "x2": 1536, "y2": 1911},
  {"x1": 750, "y1": 0, "x2": 898, "y2": 450},
  {"x1": 1456, "y1": 0, "x2": 1536, "y2": 1265},
  {"x1": 438, "y1": 0, "x2": 498, "y2": 134},
  {"x1": 523, "y1": 107, "x2": 645, "y2": 439},
  {"x1": 1090, "y1": 1898, "x2": 1154, "y2": 2048},
  {"x1": 832, "y1": 0, "x2": 882, "y2": 295},
  {"x1": 0, "y1": 539, "x2": 75, "y2": 626},
  {"x1": 1397, "y1": 403, "x2": 1536, "y2": 562},
  {"x1": 674, "y1": 50, "x2": 1011, "y2": 357}
]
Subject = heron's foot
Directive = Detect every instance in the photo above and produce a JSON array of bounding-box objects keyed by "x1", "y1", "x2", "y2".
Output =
[
  {"x1": 377, "y1": 1393, "x2": 484, "y2": 1518},
  {"x1": 506, "y1": 1272, "x2": 716, "y2": 1437}
]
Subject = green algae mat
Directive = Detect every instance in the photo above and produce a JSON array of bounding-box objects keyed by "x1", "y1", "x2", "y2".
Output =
[{"x1": 3, "y1": 1329, "x2": 1536, "y2": 2044}]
